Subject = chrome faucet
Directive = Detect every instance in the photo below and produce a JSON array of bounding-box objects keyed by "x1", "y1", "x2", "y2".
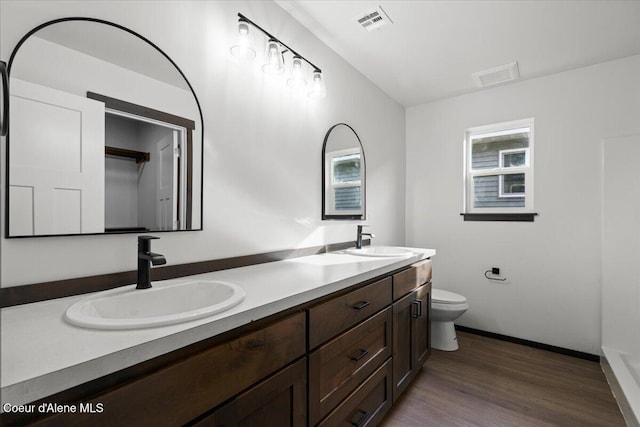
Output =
[
  {"x1": 137, "y1": 236, "x2": 167, "y2": 289},
  {"x1": 356, "y1": 225, "x2": 375, "y2": 249}
]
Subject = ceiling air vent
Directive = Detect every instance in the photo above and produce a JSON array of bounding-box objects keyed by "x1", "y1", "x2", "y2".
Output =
[
  {"x1": 356, "y1": 5, "x2": 393, "y2": 32},
  {"x1": 472, "y1": 61, "x2": 520, "y2": 88}
]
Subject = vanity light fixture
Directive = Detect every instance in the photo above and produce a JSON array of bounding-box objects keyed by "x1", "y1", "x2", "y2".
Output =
[
  {"x1": 231, "y1": 13, "x2": 326, "y2": 98},
  {"x1": 230, "y1": 18, "x2": 256, "y2": 60}
]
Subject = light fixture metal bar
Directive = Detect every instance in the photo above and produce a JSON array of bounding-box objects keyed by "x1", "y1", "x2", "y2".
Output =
[{"x1": 237, "y1": 13, "x2": 321, "y2": 73}]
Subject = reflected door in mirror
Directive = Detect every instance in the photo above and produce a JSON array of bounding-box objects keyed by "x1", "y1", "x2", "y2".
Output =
[{"x1": 9, "y1": 79, "x2": 105, "y2": 235}]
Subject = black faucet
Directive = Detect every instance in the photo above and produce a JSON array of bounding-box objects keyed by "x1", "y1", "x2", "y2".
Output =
[
  {"x1": 137, "y1": 236, "x2": 167, "y2": 289},
  {"x1": 356, "y1": 225, "x2": 375, "y2": 249}
]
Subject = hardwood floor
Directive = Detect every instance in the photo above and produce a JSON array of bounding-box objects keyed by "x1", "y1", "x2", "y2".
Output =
[{"x1": 381, "y1": 331, "x2": 625, "y2": 427}]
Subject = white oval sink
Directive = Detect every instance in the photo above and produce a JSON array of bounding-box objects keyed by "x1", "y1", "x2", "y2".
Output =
[
  {"x1": 345, "y1": 246, "x2": 415, "y2": 257},
  {"x1": 65, "y1": 280, "x2": 245, "y2": 330}
]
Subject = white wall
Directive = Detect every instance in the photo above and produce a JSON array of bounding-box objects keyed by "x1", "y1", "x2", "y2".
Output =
[
  {"x1": 406, "y1": 54, "x2": 640, "y2": 354},
  {"x1": 0, "y1": 1, "x2": 406, "y2": 286},
  {"x1": 602, "y1": 134, "x2": 640, "y2": 357}
]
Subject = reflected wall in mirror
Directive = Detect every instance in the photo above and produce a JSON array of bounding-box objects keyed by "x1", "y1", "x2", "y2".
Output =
[
  {"x1": 322, "y1": 123, "x2": 366, "y2": 220},
  {"x1": 6, "y1": 18, "x2": 203, "y2": 237}
]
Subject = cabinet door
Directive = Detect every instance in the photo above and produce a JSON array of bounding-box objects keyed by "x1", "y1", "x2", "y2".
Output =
[
  {"x1": 208, "y1": 358, "x2": 307, "y2": 427},
  {"x1": 413, "y1": 283, "x2": 431, "y2": 368},
  {"x1": 392, "y1": 291, "x2": 414, "y2": 401},
  {"x1": 392, "y1": 283, "x2": 431, "y2": 402}
]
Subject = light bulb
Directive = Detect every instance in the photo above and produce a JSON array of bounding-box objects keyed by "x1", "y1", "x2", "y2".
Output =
[
  {"x1": 230, "y1": 20, "x2": 256, "y2": 60},
  {"x1": 262, "y1": 39, "x2": 284, "y2": 75},
  {"x1": 308, "y1": 70, "x2": 326, "y2": 98},
  {"x1": 287, "y1": 56, "x2": 307, "y2": 88}
]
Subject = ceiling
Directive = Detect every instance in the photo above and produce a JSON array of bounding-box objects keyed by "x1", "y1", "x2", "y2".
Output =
[{"x1": 276, "y1": 0, "x2": 640, "y2": 107}]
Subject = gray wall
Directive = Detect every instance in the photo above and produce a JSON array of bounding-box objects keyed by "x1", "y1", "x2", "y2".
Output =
[{"x1": 105, "y1": 115, "x2": 140, "y2": 228}]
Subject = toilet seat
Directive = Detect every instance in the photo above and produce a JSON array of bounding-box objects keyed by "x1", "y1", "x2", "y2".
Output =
[{"x1": 432, "y1": 289, "x2": 467, "y2": 304}]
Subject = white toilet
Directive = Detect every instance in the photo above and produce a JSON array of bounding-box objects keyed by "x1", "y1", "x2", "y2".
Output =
[{"x1": 431, "y1": 289, "x2": 469, "y2": 351}]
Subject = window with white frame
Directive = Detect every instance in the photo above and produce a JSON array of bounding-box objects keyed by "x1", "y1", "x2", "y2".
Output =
[
  {"x1": 464, "y1": 118, "x2": 534, "y2": 214},
  {"x1": 326, "y1": 148, "x2": 363, "y2": 215}
]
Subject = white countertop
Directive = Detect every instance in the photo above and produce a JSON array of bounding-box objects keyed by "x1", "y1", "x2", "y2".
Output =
[{"x1": 1, "y1": 247, "x2": 435, "y2": 406}]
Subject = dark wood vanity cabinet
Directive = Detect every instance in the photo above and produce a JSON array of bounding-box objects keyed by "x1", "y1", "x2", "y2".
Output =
[
  {"x1": 9, "y1": 259, "x2": 432, "y2": 427},
  {"x1": 24, "y1": 312, "x2": 306, "y2": 427},
  {"x1": 307, "y1": 261, "x2": 432, "y2": 426}
]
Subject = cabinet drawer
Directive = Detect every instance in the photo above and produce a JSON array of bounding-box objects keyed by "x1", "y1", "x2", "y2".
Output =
[
  {"x1": 309, "y1": 308, "x2": 392, "y2": 425},
  {"x1": 308, "y1": 277, "x2": 392, "y2": 349},
  {"x1": 318, "y1": 359, "x2": 393, "y2": 427},
  {"x1": 40, "y1": 312, "x2": 306, "y2": 427},
  {"x1": 200, "y1": 358, "x2": 307, "y2": 427},
  {"x1": 392, "y1": 259, "x2": 432, "y2": 301}
]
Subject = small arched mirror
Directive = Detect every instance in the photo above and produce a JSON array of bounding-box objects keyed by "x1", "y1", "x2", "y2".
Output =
[
  {"x1": 322, "y1": 123, "x2": 366, "y2": 220},
  {"x1": 5, "y1": 18, "x2": 203, "y2": 237}
]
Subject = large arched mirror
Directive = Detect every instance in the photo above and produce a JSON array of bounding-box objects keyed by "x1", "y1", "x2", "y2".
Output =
[
  {"x1": 5, "y1": 18, "x2": 203, "y2": 237},
  {"x1": 0, "y1": 60, "x2": 7, "y2": 137},
  {"x1": 322, "y1": 123, "x2": 366, "y2": 220}
]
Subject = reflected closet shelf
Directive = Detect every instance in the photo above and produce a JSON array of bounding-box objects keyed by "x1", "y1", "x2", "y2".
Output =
[{"x1": 105, "y1": 146, "x2": 150, "y2": 163}]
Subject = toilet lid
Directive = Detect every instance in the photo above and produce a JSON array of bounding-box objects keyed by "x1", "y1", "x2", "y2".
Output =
[{"x1": 432, "y1": 289, "x2": 467, "y2": 304}]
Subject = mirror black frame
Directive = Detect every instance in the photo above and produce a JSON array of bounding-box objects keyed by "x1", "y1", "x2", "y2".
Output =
[
  {"x1": 0, "y1": 60, "x2": 7, "y2": 137},
  {"x1": 4, "y1": 17, "x2": 205, "y2": 238},
  {"x1": 321, "y1": 123, "x2": 366, "y2": 220}
]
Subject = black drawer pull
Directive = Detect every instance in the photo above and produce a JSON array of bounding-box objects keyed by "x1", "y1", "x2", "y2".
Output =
[
  {"x1": 411, "y1": 300, "x2": 422, "y2": 318},
  {"x1": 350, "y1": 349, "x2": 369, "y2": 361},
  {"x1": 351, "y1": 409, "x2": 369, "y2": 427},
  {"x1": 352, "y1": 300, "x2": 371, "y2": 310}
]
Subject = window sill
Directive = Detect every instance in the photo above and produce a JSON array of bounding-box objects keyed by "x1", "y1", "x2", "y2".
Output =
[
  {"x1": 460, "y1": 213, "x2": 538, "y2": 222},
  {"x1": 322, "y1": 214, "x2": 365, "y2": 220}
]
